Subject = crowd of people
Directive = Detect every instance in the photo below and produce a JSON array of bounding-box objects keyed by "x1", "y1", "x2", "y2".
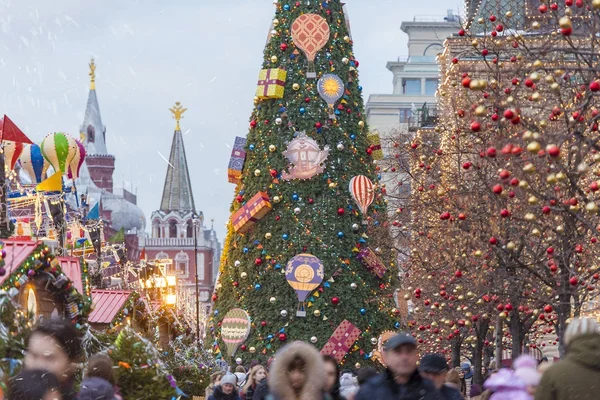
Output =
[
  {"x1": 2, "y1": 316, "x2": 600, "y2": 399},
  {"x1": 205, "y1": 317, "x2": 600, "y2": 400}
]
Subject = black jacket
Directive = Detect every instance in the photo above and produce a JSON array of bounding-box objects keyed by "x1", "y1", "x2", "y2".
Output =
[
  {"x1": 440, "y1": 385, "x2": 463, "y2": 400},
  {"x1": 208, "y1": 385, "x2": 241, "y2": 400},
  {"x1": 355, "y1": 369, "x2": 443, "y2": 400}
]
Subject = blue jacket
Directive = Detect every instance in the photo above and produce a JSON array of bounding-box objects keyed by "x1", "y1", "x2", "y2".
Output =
[
  {"x1": 355, "y1": 369, "x2": 444, "y2": 400},
  {"x1": 77, "y1": 377, "x2": 116, "y2": 400}
]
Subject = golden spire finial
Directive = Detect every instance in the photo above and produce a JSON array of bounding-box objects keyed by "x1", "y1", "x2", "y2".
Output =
[
  {"x1": 169, "y1": 102, "x2": 187, "y2": 131},
  {"x1": 89, "y1": 58, "x2": 96, "y2": 90}
]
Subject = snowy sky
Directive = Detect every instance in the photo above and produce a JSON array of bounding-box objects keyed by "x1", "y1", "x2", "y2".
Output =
[{"x1": 0, "y1": 0, "x2": 457, "y2": 240}]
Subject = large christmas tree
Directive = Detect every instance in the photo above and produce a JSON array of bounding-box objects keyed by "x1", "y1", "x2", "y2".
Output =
[{"x1": 209, "y1": 0, "x2": 396, "y2": 367}]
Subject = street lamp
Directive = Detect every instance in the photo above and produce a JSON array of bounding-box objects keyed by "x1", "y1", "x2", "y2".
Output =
[{"x1": 192, "y1": 212, "x2": 200, "y2": 344}]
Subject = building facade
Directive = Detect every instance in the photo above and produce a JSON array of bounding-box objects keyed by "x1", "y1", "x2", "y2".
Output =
[
  {"x1": 140, "y1": 104, "x2": 221, "y2": 335},
  {"x1": 366, "y1": 11, "x2": 459, "y2": 136}
]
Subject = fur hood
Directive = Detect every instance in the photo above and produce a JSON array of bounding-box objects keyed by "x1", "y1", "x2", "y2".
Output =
[{"x1": 268, "y1": 341, "x2": 325, "y2": 400}]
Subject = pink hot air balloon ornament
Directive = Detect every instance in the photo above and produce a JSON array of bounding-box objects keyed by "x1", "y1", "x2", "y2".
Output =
[
  {"x1": 68, "y1": 139, "x2": 86, "y2": 179},
  {"x1": 349, "y1": 175, "x2": 375, "y2": 224}
]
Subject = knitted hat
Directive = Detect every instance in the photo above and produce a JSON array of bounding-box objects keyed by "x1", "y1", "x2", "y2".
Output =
[
  {"x1": 513, "y1": 354, "x2": 540, "y2": 387},
  {"x1": 564, "y1": 317, "x2": 599, "y2": 346},
  {"x1": 220, "y1": 373, "x2": 237, "y2": 387}
]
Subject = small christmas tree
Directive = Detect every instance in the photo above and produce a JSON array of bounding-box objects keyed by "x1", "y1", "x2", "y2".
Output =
[
  {"x1": 162, "y1": 337, "x2": 214, "y2": 397},
  {"x1": 0, "y1": 291, "x2": 32, "y2": 390},
  {"x1": 110, "y1": 328, "x2": 176, "y2": 399}
]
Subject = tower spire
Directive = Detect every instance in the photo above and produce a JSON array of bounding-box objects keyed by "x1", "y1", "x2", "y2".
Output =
[
  {"x1": 160, "y1": 103, "x2": 195, "y2": 212},
  {"x1": 169, "y1": 101, "x2": 187, "y2": 131},
  {"x1": 89, "y1": 58, "x2": 96, "y2": 90}
]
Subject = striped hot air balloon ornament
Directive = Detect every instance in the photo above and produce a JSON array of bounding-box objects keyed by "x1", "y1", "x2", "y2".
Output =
[
  {"x1": 349, "y1": 175, "x2": 375, "y2": 224},
  {"x1": 41, "y1": 132, "x2": 77, "y2": 175}
]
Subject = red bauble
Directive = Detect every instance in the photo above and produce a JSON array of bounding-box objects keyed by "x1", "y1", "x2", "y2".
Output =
[
  {"x1": 241, "y1": 345, "x2": 247, "y2": 351},
  {"x1": 562, "y1": 27, "x2": 572, "y2": 36},
  {"x1": 331, "y1": 297, "x2": 340, "y2": 305},
  {"x1": 305, "y1": 97, "x2": 311, "y2": 103},
  {"x1": 539, "y1": 4, "x2": 548, "y2": 13},
  {"x1": 270, "y1": 169, "x2": 278, "y2": 177},
  {"x1": 481, "y1": 49, "x2": 489, "y2": 56},
  {"x1": 489, "y1": 15, "x2": 496, "y2": 22},
  {"x1": 454, "y1": 270, "x2": 463, "y2": 278},
  {"x1": 544, "y1": 305, "x2": 553, "y2": 313},
  {"x1": 569, "y1": 276, "x2": 579, "y2": 285},
  {"x1": 542, "y1": 206, "x2": 551, "y2": 214},
  {"x1": 315, "y1": 122, "x2": 322, "y2": 129},
  {"x1": 458, "y1": 213, "x2": 466, "y2": 220},
  {"x1": 250, "y1": 120, "x2": 257, "y2": 128},
  {"x1": 505, "y1": 304, "x2": 513, "y2": 312},
  {"x1": 471, "y1": 121, "x2": 481, "y2": 132},
  {"x1": 236, "y1": 195, "x2": 244, "y2": 203},
  {"x1": 500, "y1": 209, "x2": 510, "y2": 218},
  {"x1": 366, "y1": 148, "x2": 373, "y2": 155},
  {"x1": 255, "y1": 258, "x2": 263, "y2": 266},
  {"x1": 462, "y1": 77, "x2": 471, "y2": 88},
  {"x1": 261, "y1": 321, "x2": 267, "y2": 327},
  {"x1": 462, "y1": 162, "x2": 471, "y2": 169},
  {"x1": 233, "y1": 281, "x2": 239, "y2": 287},
  {"x1": 212, "y1": 294, "x2": 218, "y2": 301},
  {"x1": 503, "y1": 109, "x2": 515, "y2": 120},
  {"x1": 280, "y1": 43, "x2": 288, "y2": 51},
  {"x1": 489, "y1": 237, "x2": 498, "y2": 245},
  {"x1": 492, "y1": 185, "x2": 503, "y2": 194},
  {"x1": 279, "y1": 333, "x2": 287, "y2": 341},
  {"x1": 337, "y1": 208, "x2": 345, "y2": 216},
  {"x1": 458, "y1": 29, "x2": 465, "y2": 36},
  {"x1": 590, "y1": 81, "x2": 600, "y2": 92},
  {"x1": 547, "y1": 145, "x2": 561, "y2": 157}
]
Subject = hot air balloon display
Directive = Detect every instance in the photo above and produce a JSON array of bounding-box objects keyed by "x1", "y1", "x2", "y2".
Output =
[
  {"x1": 291, "y1": 14, "x2": 330, "y2": 78},
  {"x1": 3, "y1": 141, "x2": 24, "y2": 171},
  {"x1": 19, "y1": 144, "x2": 49, "y2": 184},
  {"x1": 349, "y1": 175, "x2": 375, "y2": 223},
  {"x1": 285, "y1": 253, "x2": 324, "y2": 317},
  {"x1": 68, "y1": 139, "x2": 86, "y2": 179},
  {"x1": 220, "y1": 308, "x2": 251, "y2": 359},
  {"x1": 317, "y1": 74, "x2": 344, "y2": 119},
  {"x1": 41, "y1": 132, "x2": 76, "y2": 175}
]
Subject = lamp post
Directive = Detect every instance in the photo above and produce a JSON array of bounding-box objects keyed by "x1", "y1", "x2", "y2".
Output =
[{"x1": 192, "y1": 213, "x2": 200, "y2": 344}]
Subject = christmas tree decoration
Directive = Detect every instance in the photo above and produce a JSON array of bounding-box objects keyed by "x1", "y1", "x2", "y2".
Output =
[
  {"x1": 285, "y1": 253, "x2": 324, "y2": 317},
  {"x1": 349, "y1": 175, "x2": 375, "y2": 222},
  {"x1": 317, "y1": 74, "x2": 345, "y2": 118},
  {"x1": 291, "y1": 14, "x2": 330, "y2": 78},
  {"x1": 228, "y1": 136, "x2": 248, "y2": 184},
  {"x1": 357, "y1": 247, "x2": 387, "y2": 279},
  {"x1": 231, "y1": 192, "x2": 272, "y2": 234},
  {"x1": 256, "y1": 68, "x2": 288, "y2": 99},
  {"x1": 366, "y1": 131, "x2": 384, "y2": 160},
  {"x1": 220, "y1": 308, "x2": 251, "y2": 359},
  {"x1": 320, "y1": 319, "x2": 362, "y2": 363},
  {"x1": 281, "y1": 132, "x2": 330, "y2": 180}
]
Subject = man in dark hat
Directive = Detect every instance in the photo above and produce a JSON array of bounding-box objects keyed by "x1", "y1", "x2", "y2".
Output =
[
  {"x1": 355, "y1": 333, "x2": 443, "y2": 400},
  {"x1": 419, "y1": 354, "x2": 463, "y2": 400}
]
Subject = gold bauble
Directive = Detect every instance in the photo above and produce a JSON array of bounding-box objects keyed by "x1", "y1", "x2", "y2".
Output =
[
  {"x1": 475, "y1": 105, "x2": 487, "y2": 116},
  {"x1": 532, "y1": 21, "x2": 541, "y2": 29},
  {"x1": 292, "y1": 83, "x2": 300, "y2": 91},
  {"x1": 527, "y1": 141, "x2": 541, "y2": 153},
  {"x1": 593, "y1": 0, "x2": 600, "y2": 9},
  {"x1": 313, "y1": 309, "x2": 321, "y2": 317},
  {"x1": 265, "y1": 232, "x2": 272, "y2": 240},
  {"x1": 471, "y1": 39, "x2": 479, "y2": 47},
  {"x1": 249, "y1": 347, "x2": 256, "y2": 354},
  {"x1": 505, "y1": 11, "x2": 513, "y2": 18},
  {"x1": 241, "y1": 272, "x2": 248, "y2": 279},
  {"x1": 272, "y1": 18, "x2": 279, "y2": 26},
  {"x1": 556, "y1": 172, "x2": 567, "y2": 181},
  {"x1": 559, "y1": 16, "x2": 572, "y2": 29},
  {"x1": 586, "y1": 202, "x2": 599, "y2": 214},
  {"x1": 530, "y1": 72, "x2": 540, "y2": 82},
  {"x1": 524, "y1": 213, "x2": 536, "y2": 222},
  {"x1": 254, "y1": 169, "x2": 261, "y2": 177},
  {"x1": 269, "y1": 144, "x2": 277, "y2": 152},
  {"x1": 551, "y1": 82, "x2": 560, "y2": 91},
  {"x1": 507, "y1": 241, "x2": 516, "y2": 250},
  {"x1": 273, "y1": 196, "x2": 281, "y2": 203},
  {"x1": 478, "y1": 17, "x2": 485, "y2": 24},
  {"x1": 544, "y1": 75, "x2": 555, "y2": 84},
  {"x1": 565, "y1": 6, "x2": 572, "y2": 15},
  {"x1": 328, "y1": 182, "x2": 337, "y2": 189},
  {"x1": 344, "y1": 35, "x2": 350, "y2": 43},
  {"x1": 518, "y1": 180, "x2": 529, "y2": 188},
  {"x1": 528, "y1": 196, "x2": 538, "y2": 205},
  {"x1": 358, "y1": 121, "x2": 365, "y2": 128},
  {"x1": 271, "y1": 55, "x2": 278, "y2": 63},
  {"x1": 355, "y1": 363, "x2": 361, "y2": 369},
  {"x1": 532, "y1": 228, "x2": 541, "y2": 236},
  {"x1": 531, "y1": 92, "x2": 541, "y2": 101}
]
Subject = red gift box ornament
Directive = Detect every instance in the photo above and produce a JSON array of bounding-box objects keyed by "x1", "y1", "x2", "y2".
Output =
[
  {"x1": 321, "y1": 319, "x2": 362, "y2": 363},
  {"x1": 231, "y1": 192, "x2": 272, "y2": 234},
  {"x1": 357, "y1": 247, "x2": 387, "y2": 279}
]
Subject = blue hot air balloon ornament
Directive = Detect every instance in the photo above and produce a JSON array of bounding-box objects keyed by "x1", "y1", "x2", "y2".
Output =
[{"x1": 317, "y1": 74, "x2": 344, "y2": 119}]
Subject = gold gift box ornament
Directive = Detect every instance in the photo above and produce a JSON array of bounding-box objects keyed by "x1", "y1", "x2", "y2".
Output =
[{"x1": 256, "y1": 68, "x2": 287, "y2": 99}]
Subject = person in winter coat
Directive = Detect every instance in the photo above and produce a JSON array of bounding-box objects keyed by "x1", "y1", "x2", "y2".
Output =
[
  {"x1": 459, "y1": 363, "x2": 472, "y2": 397},
  {"x1": 338, "y1": 370, "x2": 358, "y2": 400},
  {"x1": 79, "y1": 354, "x2": 121, "y2": 400},
  {"x1": 24, "y1": 319, "x2": 82, "y2": 400},
  {"x1": 355, "y1": 333, "x2": 443, "y2": 400},
  {"x1": 242, "y1": 365, "x2": 267, "y2": 400},
  {"x1": 323, "y1": 355, "x2": 345, "y2": 400},
  {"x1": 535, "y1": 317, "x2": 600, "y2": 400},
  {"x1": 235, "y1": 366, "x2": 248, "y2": 388},
  {"x1": 484, "y1": 368, "x2": 531, "y2": 400},
  {"x1": 209, "y1": 373, "x2": 241, "y2": 400},
  {"x1": 418, "y1": 354, "x2": 463, "y2": 400},
  {"x1": 206, "y1": 372, "x2": 224, "y2": 399},
  {"x1": 513, "y1": 354, "x2": 540, "y2": 397},
  {"x1": 8, "y1": 369, "x2": 62, "y2": 400},
  {"x1": 266, "y1": 341, "x2": 331, "y2": 400}
]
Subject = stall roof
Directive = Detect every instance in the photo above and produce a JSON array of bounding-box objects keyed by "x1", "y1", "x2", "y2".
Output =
[
  {"x1": 0, "y1": 239, "x2": 40, "y2": 287},
  {"x1": 88, "y1": 290, "x2": 133, "y2": 324},
  {"x1": 57, "y1": 257, "x2": 83, "y2": 294}
]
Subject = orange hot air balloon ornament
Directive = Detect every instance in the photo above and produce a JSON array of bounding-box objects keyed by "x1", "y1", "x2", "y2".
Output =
[
  {"x1": 291, "y1": 14, "x2": 331, "y2": 78},
  {"x1": 349, "y1": 175, "x2": 375, "y2": 224}
]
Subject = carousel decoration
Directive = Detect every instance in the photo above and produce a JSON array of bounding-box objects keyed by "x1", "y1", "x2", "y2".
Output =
[{"x1": 281, "y1": 132, "x2": 330, "y2": 181}]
